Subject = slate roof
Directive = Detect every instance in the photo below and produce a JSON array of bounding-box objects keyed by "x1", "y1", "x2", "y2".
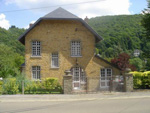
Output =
[
  {"x1": 18, "y1": 7, "x2": 103, "y2": 44},
  {"x1": 44, "y1": 7, "x2": 79, "y2": 18}
]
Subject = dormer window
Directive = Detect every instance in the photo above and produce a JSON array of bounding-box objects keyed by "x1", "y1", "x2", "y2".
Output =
[
  {"x1": 71, "y1": 41, "x2": 81, "y2": 57},
  {"x1": 32, "y1": 41, "x2": 41, "y2": 56}
]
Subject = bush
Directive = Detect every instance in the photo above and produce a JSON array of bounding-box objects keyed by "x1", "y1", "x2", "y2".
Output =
[
  {"x1": 2, "y1": 77, "x2": 19, "y2": 94},
  {"x1": 43, "y1": 77, "x2": 62, "y2": 93},
  {"x1": 132, "y1": 71, "x2": 150, "y2": 89},
  {"x1": 0, "y1": 81, "x2": 3, "y2": 94},
  {"x1": 24, "y1": 81, "x2": 42, "y2": 94}
]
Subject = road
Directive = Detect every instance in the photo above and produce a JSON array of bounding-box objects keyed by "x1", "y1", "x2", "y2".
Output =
[{"x1": 0, "y1": 97, "x2": 150, "y2": 113}]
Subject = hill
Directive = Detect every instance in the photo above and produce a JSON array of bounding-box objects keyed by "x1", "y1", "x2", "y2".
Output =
[{"x1": 88, "y1": 14, "x2": 145, "y2": 58}]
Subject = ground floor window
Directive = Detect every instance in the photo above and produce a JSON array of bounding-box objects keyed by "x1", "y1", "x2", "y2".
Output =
[
  {"x1": 100, "y1": 68, "x2": 112, "y2": 88},
  {"x1": 32, "y1": 66, "x2": 41, "y2": 80}
]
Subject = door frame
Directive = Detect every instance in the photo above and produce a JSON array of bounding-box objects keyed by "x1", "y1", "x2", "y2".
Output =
[
  {"x1": 72, "y1": 67, "x2": 81, "y2": 90},
  {"x1": 100, "y1": 68, "x2": 112, "y2": 89}
]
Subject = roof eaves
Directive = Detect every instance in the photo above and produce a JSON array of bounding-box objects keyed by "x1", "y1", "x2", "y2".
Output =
[
  {"x1": 95, "y1": 54, "x2": 121, "y2": 70},
  {"x1": 18, "y1": 18, "x2": 42, "y2": 45},
  {"x1": 79, "y1": 19, "x2": 103, "y2": 41}
]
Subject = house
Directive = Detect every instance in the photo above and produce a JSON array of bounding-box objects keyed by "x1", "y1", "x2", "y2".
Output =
[{"x1": 18, "y1": 7, "x2": 122, "y2": 92}]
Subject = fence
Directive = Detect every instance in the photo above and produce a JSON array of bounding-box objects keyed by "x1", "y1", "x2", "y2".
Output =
[{"x1": 78, "y1": 76, "x2": 125, "y2": 93}]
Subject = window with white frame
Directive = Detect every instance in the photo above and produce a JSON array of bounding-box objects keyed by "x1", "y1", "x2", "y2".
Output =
[
  {"x1": 32, "y1": 66, "x2": 41, "y2": 80},
  {"x1": 101, "y1": 68, "x2": 112, "y2": 80},
  {"x1": 71, "y1": 41, "x2": 81, "y2": 57},
  {"x1": 51, "y1": 53, "x2": 59, "y2": 68},
  {"x1": 72, "y1": 67, "x2": 86, "y2": 83},
  {"x1": 32, "y1": 41, "x2": 41, "y2": 56}
]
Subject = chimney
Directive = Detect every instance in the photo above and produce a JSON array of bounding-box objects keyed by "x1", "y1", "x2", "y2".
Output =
[
  {"x1": 29, "y1": 23, "x2": 33, "y2": 27},
  {"x1": 84, "y1": 16, "x2": 88, "y2": 23}
]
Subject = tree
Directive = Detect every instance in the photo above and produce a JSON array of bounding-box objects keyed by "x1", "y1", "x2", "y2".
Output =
[
  {"x1": 129, "y1": 58, "x2": 143, "y2": 71},
  {"x1": 141, "y1": 0, "x2": 150, "y2": 58},
  {"x1": 0, "y1": 44, "x2": 24, "y2": 78},
  {"x1": 111, "y1": 53, "x2": 136, "y2": 71}
]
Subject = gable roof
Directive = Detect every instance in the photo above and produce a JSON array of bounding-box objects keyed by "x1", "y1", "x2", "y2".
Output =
[
  {"x1": 18, "y1": 7, "x2": 103, "y2": 45},
  {"x1": 44, "y1": 7, "x2": 79, "y2": 18}
]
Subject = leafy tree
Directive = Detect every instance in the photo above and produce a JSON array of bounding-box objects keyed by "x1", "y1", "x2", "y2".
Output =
[
  {"x1": 141, "y1": 0, "x2": 150, "y2": 58},
  {"x1": 111, "y1": 53, "x2": 136, "y2": 71},
  {"x1": 0, "y1": 44, "x2": 24, "y2": 78},
  {"x1": 129, "y1": 58, "x2": 143, "y2": 71}
]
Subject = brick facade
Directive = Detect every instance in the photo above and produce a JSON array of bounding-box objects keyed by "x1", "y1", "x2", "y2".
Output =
[{"x1": 24, "y1": 20, "x2": 121, "y2": 86}]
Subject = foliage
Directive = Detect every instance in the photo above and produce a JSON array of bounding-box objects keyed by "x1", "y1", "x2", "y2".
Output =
[
  {"x1": 131, "y1": 71, "x2": 150, "y2": 89},
  {"x1": 24, "y1": 81, "x2": 42, "y2": 94},
  {"x1": 111, "y1": 53, "x2": 136, "y2": 71},
  {"x1": 88, "y1": 15, "x2": 145, "y2": 58},
  {"x1": 43, "y1": 77, "x2": 62, "y2": 93},
  {"x1": 129, "y1": 58, "x2": 143, "y2": 71},
  {"x1": 2, "y1": 77, "x2": 19, "y2": 94},
  {"x1": 0, "y1": 81, "x2": 3, "y2": 94},
  {"x1": 0, "y1": 44, "x2": 24, "y2": 78},
  {"x1": 141, "y1": 0, "x2": 150, "y2": 58}
]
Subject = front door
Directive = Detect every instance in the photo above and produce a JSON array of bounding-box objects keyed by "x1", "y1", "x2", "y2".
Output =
[
  {"x1": 72, "y1": 67, "x2": 81, "y2": 90},
  {"x1": 100, "y1": 68, "x2": 112, "y2": 88}
]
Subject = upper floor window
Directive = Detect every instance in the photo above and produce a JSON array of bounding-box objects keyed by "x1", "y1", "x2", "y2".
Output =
[
  {"x1": 51, "y1": 53, "x2": 59, "y2": 68},
  {"x1": 71, "y1": 41, "x2": 81, "y2": 57},
  {"x1": 32, "y1": 41, "x2": 41, "y2": 56},
  {"x1": 32, "y1": 66, "x2": 41, "y2": 80}
]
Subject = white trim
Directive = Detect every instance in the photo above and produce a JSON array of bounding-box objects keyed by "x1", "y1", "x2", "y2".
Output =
[
  {"x1": 32, "y1": 41, "x2": 41, "y2": 56},
  {"x1": 32, "y1": 66, "x2": 41, "y2": 80},
  {"x1": 71, "y1": 41, "x2": 81, "y2": 57},
  {"x1": 51, "y1": 52, "x2": 59, "y2": 68},
  {"x1": 100, "y1": 68, "x2": 112, "y2": 88}
]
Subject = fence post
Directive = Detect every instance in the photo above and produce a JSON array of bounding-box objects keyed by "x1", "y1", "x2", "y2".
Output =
[
  {"x1": 63, "y1": 70, "x2": 72, "y2": 94},
  {"x1": 22, "y1": 80, "x2": 24, "y2": 95},
  {"x1": 124, "y1": 68, "x2": 133, "y2": 92}
]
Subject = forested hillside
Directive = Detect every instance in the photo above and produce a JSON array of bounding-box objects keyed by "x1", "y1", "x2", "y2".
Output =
[
  {"x1": 88, "y1": 14, "x2": 145, "y2": 58},
  {"x1": 0, "y1": 26, "x2": 25, "y2": 78}
]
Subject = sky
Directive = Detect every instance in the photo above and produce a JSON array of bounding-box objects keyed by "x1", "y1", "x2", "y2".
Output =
[{"x1": 0, "y1": 0, "x2": 148, "y2": 29}]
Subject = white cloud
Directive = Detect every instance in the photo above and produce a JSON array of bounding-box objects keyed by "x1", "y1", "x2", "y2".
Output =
[
  {"x1": 4, "y1": 0, "x2": 131, "y2": 18},
  {"x1": 0, "y1": 13, "x2": 10, "y2": 30},
  {"x1": 24, "y1": 20, "x2": 36, "y2": 29}
]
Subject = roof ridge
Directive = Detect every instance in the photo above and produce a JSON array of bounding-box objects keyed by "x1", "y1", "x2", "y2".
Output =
[{"x1": 43, "y1": 7, "x2": 79, "y2": 18}]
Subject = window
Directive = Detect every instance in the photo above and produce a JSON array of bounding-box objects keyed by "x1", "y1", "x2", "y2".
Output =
[
  {"x1": 32, "y1": 41, "x2": 41, "y2": 56},
  {"x1": 51, "y1": 53, "x2": 59, "y2": 68},
  {"x1": 101, "y1": 68, "x2": 112, "y2": 79},
  {"x1": 71, "y1": 41, "x2": 81, "y2": 57},
  {"x1": 32, "y1": 66, "x2": 41, "y2": 80},
  {"x1": 72, "y1": 67, "x2": 86, "y2": 83},
  {"x1": 100, "y1": 68, "x2": 112, "y2": 88}
]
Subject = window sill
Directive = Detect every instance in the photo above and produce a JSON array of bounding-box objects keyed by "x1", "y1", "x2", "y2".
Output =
[
  {"x1": 71, "y1": 56, "x2": 82, "y2": 58},
  {"x1": 32, "y1": 79, "x2": 42, "y2": 81},
  {"x1": 30, "y1": 56, "x2": 42, "y2": 59},
  {"x1": 51, "y1": 67, "x2": 59, "y2": 69}
]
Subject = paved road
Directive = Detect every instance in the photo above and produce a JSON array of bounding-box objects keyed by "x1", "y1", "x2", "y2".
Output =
[{"x1": 0, "y1": 97, "x2": 150, "y2": 113}]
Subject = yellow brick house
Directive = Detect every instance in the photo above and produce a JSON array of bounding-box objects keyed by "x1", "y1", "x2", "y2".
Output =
[{"x1": 19, "y1": 7, "x2": 122, "y2": 92}]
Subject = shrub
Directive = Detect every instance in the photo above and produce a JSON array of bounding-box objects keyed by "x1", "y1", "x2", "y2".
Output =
[
  {"x1": 0, "y1": 81, "x2": 3, "y2": 94},
  {"x1": 132, "y1": 71, "x2": 150, "y2": 89},
  {"x1": 2, "y1": 77, "x2": 19, "y2": 94},
  {"x1": 24, "y1": 81, "x2": 42, "y2": 94},
  {"x1": 43, "y1": 77, "x2": 62, "y2": 93}
]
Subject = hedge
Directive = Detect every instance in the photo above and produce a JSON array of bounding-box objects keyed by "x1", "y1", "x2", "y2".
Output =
[{"x1": 131, "y1": 71, "x2": 150, "y2": 89}]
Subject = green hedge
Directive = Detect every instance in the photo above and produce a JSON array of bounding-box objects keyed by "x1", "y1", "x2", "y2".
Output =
[
  {"x1": 0, "y1": 81, "x2": 3, "y2": 94},
  {"x1": 1, "y1": 77, "x2": 62, "y2": 94},
  {"x1": 131, "y1": 71, "x2": 150, "y2": 89}
]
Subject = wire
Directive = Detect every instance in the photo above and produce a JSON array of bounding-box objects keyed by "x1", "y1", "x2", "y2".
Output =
[{"x1": 0, "y1": 0, "x2": 105, "y2": 13}]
